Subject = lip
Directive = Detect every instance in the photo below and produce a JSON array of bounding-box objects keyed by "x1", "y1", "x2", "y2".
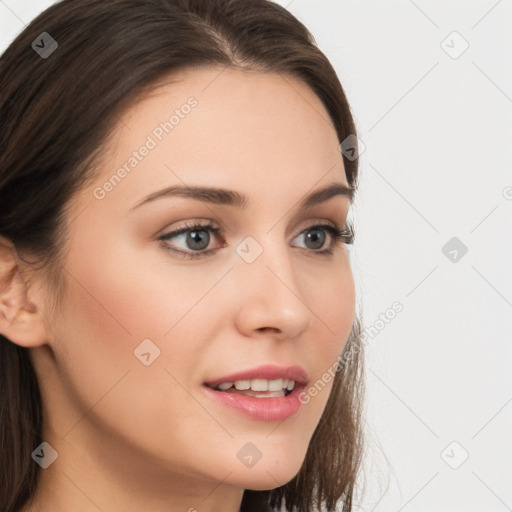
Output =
[
  {"x1": 202, "y1": 381, "x2": 306, "y2": 422},
  {"x1": 203, "y1": 364, "x2": 309, "y2": 388},
  {"x1": 202, "y1": 364, "x2": 308, "y2": 422}
]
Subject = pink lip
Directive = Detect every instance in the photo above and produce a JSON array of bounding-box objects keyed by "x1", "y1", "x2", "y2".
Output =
[
  {"x1": 203, "y1": 364, "x2": 308, "y2": 388},
  {"x1": 202, "y1": 381, "x2": 306, "y2": 422},
  {"x1": 202, "y1": 364, "x2": 308, "y2": 422}
]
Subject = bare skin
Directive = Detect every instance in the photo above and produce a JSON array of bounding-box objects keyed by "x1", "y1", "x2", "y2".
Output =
[{"x1": 0, "y1": 67, "x2": 355, "y2": 512}]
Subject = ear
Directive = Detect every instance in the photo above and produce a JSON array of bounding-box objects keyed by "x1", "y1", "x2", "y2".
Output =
[{"x1": 0, "y1": 235, "x2": 49, "y2": 348}]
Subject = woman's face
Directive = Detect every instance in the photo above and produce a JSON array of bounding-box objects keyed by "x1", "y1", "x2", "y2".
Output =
[{"x1": 32, "y1": 67, "x2": 355, "y2": 502}]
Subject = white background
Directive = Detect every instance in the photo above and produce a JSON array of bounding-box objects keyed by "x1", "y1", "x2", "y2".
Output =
[{"x1": 1, "y1": 1, "x2": 511, "y2": 511}]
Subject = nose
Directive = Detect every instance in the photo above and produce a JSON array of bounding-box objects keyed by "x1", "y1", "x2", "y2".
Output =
[{"x1": 233, "y1": 237, "x2": 313, "y2": 341}]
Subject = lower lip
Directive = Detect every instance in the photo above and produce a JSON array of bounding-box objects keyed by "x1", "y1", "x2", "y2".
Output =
[{"x1": 202, "y1": 384, "x2": 305, "y2": 422}]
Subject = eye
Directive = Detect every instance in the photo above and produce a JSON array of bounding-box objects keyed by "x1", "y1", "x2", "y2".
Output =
[
  {"x1": 159, "y1": 220, "x2": 225, "y2": 259},
  {"x1": 291, "y1": 223, "x2": 354, "y2": 254},
  {"x1": 158, "y1": 220, "x2": 354, "y2": 260}
]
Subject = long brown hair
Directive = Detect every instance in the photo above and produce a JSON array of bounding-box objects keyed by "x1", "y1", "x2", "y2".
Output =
[{"x1": 0, "y1": 1, "x2": 365, "y2": 510}]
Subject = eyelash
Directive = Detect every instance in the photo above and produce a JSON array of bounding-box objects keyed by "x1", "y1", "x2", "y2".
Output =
[{"x1": 158, "y1": 220, "x2": 354, "y2": 260}]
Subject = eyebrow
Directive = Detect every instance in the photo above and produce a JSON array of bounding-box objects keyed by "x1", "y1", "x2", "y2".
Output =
[{"x1": 130, "y1": 181, "x2": 354, "y2": 211}]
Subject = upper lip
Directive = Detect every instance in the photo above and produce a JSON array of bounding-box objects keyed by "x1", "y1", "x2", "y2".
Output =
[{"x1": 204, "y1": 364, "x2": 308, "y2": 388}]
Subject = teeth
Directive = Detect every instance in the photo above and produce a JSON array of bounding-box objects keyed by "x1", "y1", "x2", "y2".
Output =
[
  {"x1": 268, "y1": 378, "x2": 283, "y2": 391},
  {"x1": 233, "y1": 380, "x2": 251, "y2": 390},
  {"x1": 251, "y1": 379, "x2": 268, "y2": 391},
  {"x1": 215, "y1": 378, "x2": 296, "y2": 392},
  {"x1": 217, "y1": 382, "x2": 234, "y2": 391}
]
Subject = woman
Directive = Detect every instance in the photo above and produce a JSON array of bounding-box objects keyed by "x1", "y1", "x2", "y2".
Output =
[{"x1": 0, "y1": 1, "x2": 365, "y2": 510}]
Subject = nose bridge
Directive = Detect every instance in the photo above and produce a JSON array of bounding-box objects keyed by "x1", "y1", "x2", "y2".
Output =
[
  {"x1": 236, "y1": 230, "x2": 296, "y2": 292},
  {"x1": 233, "y1": 231, "x2": 312, "y2": 337}
]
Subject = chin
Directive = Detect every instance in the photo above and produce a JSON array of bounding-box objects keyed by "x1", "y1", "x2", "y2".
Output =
[{"x1": 227, "y1": 459, "x2": 305, "y2": 491}]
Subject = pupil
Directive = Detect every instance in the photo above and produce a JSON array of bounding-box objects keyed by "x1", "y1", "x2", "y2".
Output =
[{"x1": 187, "y1": 230, "x2": 209, "y2": 250}]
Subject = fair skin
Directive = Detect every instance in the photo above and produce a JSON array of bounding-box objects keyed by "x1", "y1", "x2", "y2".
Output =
[{"x1": 0, "y1": 67, "x2": 355, "y2": 512}]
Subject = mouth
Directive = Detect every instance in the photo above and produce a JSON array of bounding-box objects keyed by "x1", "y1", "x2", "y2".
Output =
[
  {"x1": 204, "y1": 377, "x2": 296, "y2": 398},
  {"x1": 201, "y1": 365, "x2": 309, "y2": 421},
  {"x1": 203, "y1": 364, "x2": 308, "y2": 393}
]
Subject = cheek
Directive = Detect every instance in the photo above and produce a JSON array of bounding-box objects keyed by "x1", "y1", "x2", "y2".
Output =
[
  {"x1": 298, "y1": 264, "x2": 355, "y2": 411},
  {"x1": 54, "y1": 230, "x2": 228, "y2": 391},
  {"x1": 51, "y1": 252, "x2": 224, "y2": 463},
  {"x1": 61, "y1": 227, "x2": 184, "y2": 341},
  {"x1": 306, "y1": 260, "x2": 355, "y2": 354}
]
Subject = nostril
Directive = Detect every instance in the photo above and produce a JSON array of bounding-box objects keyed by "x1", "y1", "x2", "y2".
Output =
[{"x1": 256, "y1": 327, "x2": 280, "y2": 334}]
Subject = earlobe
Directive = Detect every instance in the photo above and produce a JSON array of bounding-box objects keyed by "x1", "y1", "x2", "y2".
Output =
[{"x1": 0, "y1": 236, "x2": 48, "y2": 348}]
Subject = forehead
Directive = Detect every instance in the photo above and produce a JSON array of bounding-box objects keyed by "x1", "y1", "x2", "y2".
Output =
[{"x1": 82, "y1": 67, "x2": 347, "y2": 212}]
